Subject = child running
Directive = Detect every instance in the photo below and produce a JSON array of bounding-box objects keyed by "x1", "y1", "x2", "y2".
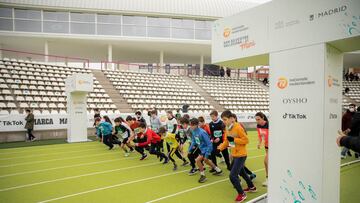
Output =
[
  {"x1": 255, "y1": 112, "x2": 269, "y2": 187},
  {"x1": 95, "y1": 117, "x2": 119, "y2": 150},
  {"x1": 135, "y1": 122, "x2": 169, "y2": 163},
  {"x1": 159, "y1": 127, "x2": 188, "y2": 170},
  {"x1": 209, "y1": 110, "x2": 231, "y2": 171},
  {"x1": 218, "y1": 110, "x2": 256, "y2": 202},
  {"x1": 166, "y1": 111, "x2": 178, "y2": 152},
  {"x1": 180, "y1": 117, "x2": 200, "y2": 175},
  {"x1": 113, "y1": 117, "x2": 135, "y2": 157},
  {"x1": 189, "y1": 118, "x2": 222, "y2": 183}
]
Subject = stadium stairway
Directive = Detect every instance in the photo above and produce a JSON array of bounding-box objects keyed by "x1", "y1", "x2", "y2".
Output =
[
  {"x1": 92, "y1": 70, "x2": 132, "y2": 113},
  {"x1": 183, "y1": 76, "x2": 225, "y2": 111}
]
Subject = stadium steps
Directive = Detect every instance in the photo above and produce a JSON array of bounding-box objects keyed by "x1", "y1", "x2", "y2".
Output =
[
  {"x1": 91, "y1": 70, "x2": 133, "y2": 113},
  {"x1": 182, "y1": 76, "x2": 225, "y2": 111}
]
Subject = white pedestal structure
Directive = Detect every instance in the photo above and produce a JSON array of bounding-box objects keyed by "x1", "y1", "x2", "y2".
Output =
[
  {"x1": 212, "y1": 0, "x2": 360, "y2": 202},
  {"x1": 65, "y1": 73, "x2": 93, "y2": 143}
]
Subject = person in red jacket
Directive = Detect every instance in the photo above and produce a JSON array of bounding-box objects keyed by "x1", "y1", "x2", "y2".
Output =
[
  {"x1": 134, "y1": 122, "x2": 169, "y2": 163},
  {"x1": 198, "y1": 116, "x2": 211, "y2": 135}
]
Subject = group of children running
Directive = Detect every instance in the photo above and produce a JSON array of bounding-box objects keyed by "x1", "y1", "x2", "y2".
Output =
[{"x1": 94, "y1": 109, "x2": 269, "y2": 203}]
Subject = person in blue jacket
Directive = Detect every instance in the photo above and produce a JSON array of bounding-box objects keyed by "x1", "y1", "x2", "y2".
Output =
[
  {"x1": 95, "y1": 117, "x2": 118, "y2": 150},
  {"x1": 189, "y1": 118, "x2": 222, "y2": 183}
]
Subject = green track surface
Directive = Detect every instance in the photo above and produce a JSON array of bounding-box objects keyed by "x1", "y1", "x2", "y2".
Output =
[{"x1": 0, "y1": 131, "x2": 358, "y2": 203}]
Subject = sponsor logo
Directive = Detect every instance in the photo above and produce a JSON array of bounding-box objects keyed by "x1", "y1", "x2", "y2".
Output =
[
  {"x1": 327, "y1": 75, "x2": 340, "y2": 88},
  {"x1": 35, "y1": 118, "x2": 54, "y2": 125},
  {"x1": 282, "y1": 98, "x2": 308, "y2": 104},
  {"x1": 223, "y1": 28, "x2": 231, "y2": 38},
  {"x1": 329, "y1": 113, "x2": 338, "y2": 119},
  {"x1": 310, "y1": 5, "x2": 347, "y2": 21},
  {"x1": 277, "y1": 77, "x2": 288, "y2": 89},
  {"x1": 278, "y1": 77, "x2": 316, "y2": 89},
  {"x1": 282, "y1": 113, "x2": 307, "y2": 120}
]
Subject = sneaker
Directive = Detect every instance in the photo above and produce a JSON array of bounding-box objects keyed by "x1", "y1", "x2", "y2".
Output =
[
  {"x1": 31, "y1": 137, "x2": 37, "y2": 142},
  {"x1": 129, "y1": 148, "x2": 135, "y2": 153},
  {"x1": 249, "y1": 173, "x2": 257, "y2": 181},
  {"x1": 213, "y1": 169, "x2": 223, "y2": 176},
  {"x1": 235, "y1": 193, "x2": 247, "y2": 203},
  {"x1": 244, "y1": 186, "x2": 257, "y2": 193},
  {"x1": 182, "y1": 161, "x2": 189, "y2": 166},
  {"x1": 341, "y1": 155, "x2": 346, "y2": 159},
  {"x1": 140, "y1": 153, "x2": 148, "y2": 160},
  {"x1": 188, "y1": 168, "x2": 198, "y2": 176},
  {"x1": 163, "y1": 157, "x2": 169, "y2": 164},
  {"x1": 160, "y1": 156, "x2": 164, "y2": 162},
  {"x1": 355, "y1": 153, "x2": 359, "y2": 159},
  {"x1": 109, "y1": 146, "x2": 114, "y2": 150},
  {"x1": 198, "y1": 175, "x2": 207, "y2": 183},
  {"x1": 347, "y1": 151, "x2": 352, "y2": 157},
  {"x1": 173, "y1": 164, "x2": 178, "y2": 171},
  {"x1": 262, "y1": 179, "x2": 268, "y2": 187},
  {"x1": 209, "y1": 168, "x2": 216, "y2": 173},
  {"x1": 124, "y1": 152, "x2": 130, "y2": 157}
]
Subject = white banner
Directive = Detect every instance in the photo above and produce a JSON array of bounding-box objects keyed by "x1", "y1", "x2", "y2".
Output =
[
  {"x1": 268, "y1": 43, "x2": 342, "y2": 203},
  {"x1": 0, "y1": 112, "x2": 265, "y2": 132}
]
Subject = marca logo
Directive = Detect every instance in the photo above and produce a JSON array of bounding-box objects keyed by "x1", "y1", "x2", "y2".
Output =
[
  {"x1": 223, "y1": 28, "x2": 231, "y2": 38},
  {"x1": 277, "y1": 77, "x2": 288, "y2": 89}
]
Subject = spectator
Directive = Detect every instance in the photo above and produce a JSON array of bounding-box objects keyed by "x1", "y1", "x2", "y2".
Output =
[
  {"x1": 337, "y1": 131, "x2": 360, "y2": 153},
  {"x1": 344, "y1": 87, "x2": 350, "y2": 95},
  {"x1": 341, "y1": 103, "x2": 356, "y2": 158},
  {"x1": 348, "y1": 106, "x2": 360, "y2": 158},
  {"x1": 263, "y1": 77, "x2": 269, "y2": 86},
  {"x1": 354, "y1": 73, "x2": 359, "y2": 81},
  {"x1": 226, "y1": 68, "x2": 231, "y2": 77},
  {"x1": 220, "y1": 67, "x2": 225, "y2": 77},
  {"x1": 344, "y1": 71, "x2": 349, "y2": 81},
  {"x1": 349, "y1": 72, "x2": 354, "y2": 81},
  {"x1": 94, "y1": 108, "x2": 101, "y2": 119},
  {"x1": 25, "y1": 109, "x2": 36, "y2": 141}
]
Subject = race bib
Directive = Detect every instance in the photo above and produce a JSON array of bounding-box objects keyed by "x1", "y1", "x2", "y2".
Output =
[
  {"x1": 214, "y1": 130, "x2": 222, "y2": 138},
  {"x1": 195, "y1": 137, "x2": 201, "y2": 145},
  {"x1": 134, "y1": 128, "x2": 141, "y2": 134},
  {"x1": 229, "y1": 141, "x2": 235, "y2": 148},
  {"x1": 179, "y1": 130, "x2": 185, "y2": 138}
]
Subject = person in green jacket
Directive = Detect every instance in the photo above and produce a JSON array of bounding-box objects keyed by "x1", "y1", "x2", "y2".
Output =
[{"x1": 25, "y1": 109, "x2": 36, "y2": 141}]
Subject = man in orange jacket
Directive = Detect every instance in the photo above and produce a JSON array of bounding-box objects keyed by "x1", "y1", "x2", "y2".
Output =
[{"x1": 218, "y1": 110, "x2": 257, "y2": 203}]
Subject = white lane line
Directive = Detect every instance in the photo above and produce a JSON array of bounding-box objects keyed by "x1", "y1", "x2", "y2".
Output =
[
  {"x1": 145, "y1": 168, "x2": 266, "y2": 203},
  {"x1": 0, "y1": 142, "x2": 99, "y2": 155},
  {"x1": 0, "y1": 156, "x2": 138, "y2": 178},
  {"x1": 0, "y1": 147, "x2": 103, "y2": 161},
  {"x1": 0, "y1": 161, "x2": 161, "y2": 192},
  {"x1": 0, "y1": 151, "x2": 121, "y2": 168},
  {"x1": 37, "y1": 169, "x2": 189, "y2": 203}
]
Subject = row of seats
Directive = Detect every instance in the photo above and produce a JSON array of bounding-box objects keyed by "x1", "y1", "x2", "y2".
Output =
[
  {"x1": 190, "y1": 75, "x2": 270, "y2": 112},
  {"x1": 0, "y1": 59, "x2": 116, "y2": 113},
  {"x1": 104, "y1": 70, "x2": 210, "y2": 111}
]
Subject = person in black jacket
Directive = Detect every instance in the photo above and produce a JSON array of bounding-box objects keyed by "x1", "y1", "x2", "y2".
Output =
[
  {"x1": 135, "y1": 111, "x2": 146, "y2": 125},
  {"x1": 337, "y1": 130, "x2": 360, "y2": 153},
  {"x1": 25, "y1": 109, "x2": 36, "y2": 141},
  {"x1": 341, "y1": 104, "x2": 356, "y2": 158},
  {"x1": 209, "y1": 110, "x2": 231, "y2": 171}
]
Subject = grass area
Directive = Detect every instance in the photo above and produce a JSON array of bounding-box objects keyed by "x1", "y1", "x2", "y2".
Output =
[{"x1": 0, "y1": 131, "x2": 358, "y2": 203}]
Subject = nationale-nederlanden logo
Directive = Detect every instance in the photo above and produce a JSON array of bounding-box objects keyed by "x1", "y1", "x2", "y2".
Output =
[{"x1": 277, "y1": 77, "x2": 288, "y2": 89}]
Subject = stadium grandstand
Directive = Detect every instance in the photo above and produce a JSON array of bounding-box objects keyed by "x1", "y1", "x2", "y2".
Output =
[{"x1": 0, "y1": 0, "x2": 359, "y2": 203}]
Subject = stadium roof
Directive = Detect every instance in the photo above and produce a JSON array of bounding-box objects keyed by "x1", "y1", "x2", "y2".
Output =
[{"x1": 0, "y1": 0, "x2": 270, "y2": 18}]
